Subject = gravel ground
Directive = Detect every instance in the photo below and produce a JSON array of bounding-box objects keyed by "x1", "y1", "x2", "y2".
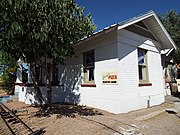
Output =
[{"x1": 0, "y1": 95, "x2": 180, "y2": 135}]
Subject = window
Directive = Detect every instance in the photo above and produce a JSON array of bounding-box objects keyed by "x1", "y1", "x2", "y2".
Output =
[
  {"x1": 52, "y1": 65, "x2": 59, "y2": 84},
  {"x1": 138, "y1": 49, "x2": 149, "y2": 82},
  {"x1": 22, "y1": 63, "x2": 28, "y2": 83},
  {"x1": 35, "y1": 66, "x2": 42, "y2": 84},
  {"x1": 83, "y1": 50, "x2": 95, "y2": 84}
]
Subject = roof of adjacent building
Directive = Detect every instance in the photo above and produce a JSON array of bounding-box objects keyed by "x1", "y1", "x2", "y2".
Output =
[
  {"x1": 77, "y1": 10, "x2": 176, "y2": 50},
  {"x1": 161, "y1": 48, "x2": 174, "y2": 56}
]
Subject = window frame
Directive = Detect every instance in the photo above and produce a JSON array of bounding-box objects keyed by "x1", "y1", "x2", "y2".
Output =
[
  {"x1": 83, "y1": 50, "x2": 95, "y2": 84},
  {"x1": 138, "y1": 48, "x2": 149, "y2": 83}
]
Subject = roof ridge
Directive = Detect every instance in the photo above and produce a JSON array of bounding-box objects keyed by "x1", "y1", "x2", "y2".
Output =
[{"x1": 118, "y1": 10, "x2": 155, "y2": 26}]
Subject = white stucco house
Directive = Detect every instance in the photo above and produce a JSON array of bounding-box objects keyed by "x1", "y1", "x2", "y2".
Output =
[{"x1": 15, "y1": 11, "x2": 176, "y2": 114}]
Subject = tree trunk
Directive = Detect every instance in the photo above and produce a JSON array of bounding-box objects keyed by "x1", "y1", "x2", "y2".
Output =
[
  {"x1": 34, "y1": 81, "x2": 44, "y2": 105},
  {"x1": 46, "y1": 74, "x2": 52, "y2": 105},
  {"x1": 43, "y1": 60, "x2": 53, "y2": 106},
  {"x1": 29, "y1": 65, "x2": 45, "y2": 106}
]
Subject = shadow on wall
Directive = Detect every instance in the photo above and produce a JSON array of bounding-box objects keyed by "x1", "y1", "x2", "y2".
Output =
[
  {"x1": 95, "y1": 34, "x2": 157, "y2": 63},
  {"x1": 23, "y1": 64, "x2": 82, "y2": 105},
  {"x1": 25, "y1": 86, "x2": 47, "y2": 106},
  {"x1": 118, "y1": 39, "x2": 160, "y2": 62},
  {"x1": 58, "y1": 64, "x2": 82, "y2": 105},
  {"x1": 117, "y1": 29, "x2": 161, "y2": 62}
]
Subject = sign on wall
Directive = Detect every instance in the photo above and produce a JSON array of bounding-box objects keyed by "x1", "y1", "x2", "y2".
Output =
[{"x1": 102, "y1": 72, "x2": 118, "y2": 84}]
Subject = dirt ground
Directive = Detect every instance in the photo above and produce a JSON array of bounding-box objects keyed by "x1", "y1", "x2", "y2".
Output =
[
  {"x1": 1, "y1": 94, "x2": 180, "y2": 135},
  {"x1": 0, "y1": 88, "x2": 7, "y2": 96}
]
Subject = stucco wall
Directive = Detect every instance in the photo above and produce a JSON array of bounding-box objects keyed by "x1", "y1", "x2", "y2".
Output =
[
  {"x1": 16, "y1": 28, "x2": 165, "y2": 114},
  {"x1": 116, "y1": 29, "x2": 164, "y2": 113},
  {"x1": 17, "y1": 86, "x2": 69, "y2": 105},
  {"x1": 78, "y1": 29, "x2": 164, "y2": 113},
  {"x1": 58, "y1": 29, "x2": 165, "y2": 114}
]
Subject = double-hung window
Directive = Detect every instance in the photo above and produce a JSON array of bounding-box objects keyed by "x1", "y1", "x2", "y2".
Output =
[
  {"x1": 138, "y1": 48, "x2": 149, "y2": 83},
  {"x1": 83, "y1": 50, "x2": 95, "y2": 84}
]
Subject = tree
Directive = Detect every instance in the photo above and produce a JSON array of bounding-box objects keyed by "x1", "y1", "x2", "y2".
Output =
[
  {"x1": 0, "y1": 0, "x2": 95, "y2": 105},
  {"x1": 159, "y1": 10, "x2": 180, "y2": 62},
  {"x1": 0, "y1": 51, "x2": 17, "y2": 94}
]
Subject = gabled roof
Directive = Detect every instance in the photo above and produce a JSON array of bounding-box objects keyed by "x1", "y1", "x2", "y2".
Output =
[
  {"x1": 77, "y1": 10, "x2": 176, "y2": 50},
  {"x1": 117, "y1": 10, "x2": 176, "y2": 50}
]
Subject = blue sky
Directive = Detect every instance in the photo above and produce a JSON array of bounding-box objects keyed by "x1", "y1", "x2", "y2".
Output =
[{"x1": 77, "y1": 0, "x2": 180, "y2": 32}]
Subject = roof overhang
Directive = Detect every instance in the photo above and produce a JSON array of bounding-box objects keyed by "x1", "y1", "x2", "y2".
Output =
[
  {"x1": 75, "y1": 24, "x2": 118, "y2": 46},
  {"x1": 76, "y1": 11, "x2": 176, "y2": 50},
  {"x1": 118, "y1": 11, "x2": 176, "y2": 50}
]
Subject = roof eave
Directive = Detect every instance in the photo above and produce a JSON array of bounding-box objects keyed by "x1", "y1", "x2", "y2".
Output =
[
  {"x1": 117, "y1": 10, "x2": 177, "y2": 50},
  {"x1": 74, "y1": 24, "x2": 118, "y2": 46},
  {"x1": 117, "y1": 11, "x2": 154, "y2": 30},
  {"x1": 152, "y1": 12, "x2": 177, "y2": 50},
  {"x1": 75, "y1": 10, "x2": 177, "y2": 50}
]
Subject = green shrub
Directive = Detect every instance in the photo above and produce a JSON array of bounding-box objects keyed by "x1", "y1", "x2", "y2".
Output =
[{"x1": 1, "y1": 68, "x2": 16, "y2": 95}]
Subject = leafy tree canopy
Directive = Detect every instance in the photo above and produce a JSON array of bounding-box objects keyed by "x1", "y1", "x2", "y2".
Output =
[
  {"x1": 160, "y1": 10, "x2": 180, "y2": 62},
  {"x1": 0, "y1": 0, "x2": 96, "y2": 104},
  {"x1": 0, "y1": 0, "x2": 95, "y2": 64}
]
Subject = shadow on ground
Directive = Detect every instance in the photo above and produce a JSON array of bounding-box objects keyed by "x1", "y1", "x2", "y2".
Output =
[
  {"x1": 34, "y1": 103, "x2": 103, "y2": 118},
  {"x1": 33, "y1": 127, "x2": 46, "y2": 135},
  {"x1": 173, "y1": 92, "x2": 180, "y2": 99}
]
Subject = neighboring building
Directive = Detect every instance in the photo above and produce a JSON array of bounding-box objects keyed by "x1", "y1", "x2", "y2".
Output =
[
  {"x1": 161, "y1": 48, "x2": 175, "y2": 69},
  {"x1": 15, "y1": 11, "x2": 176, "y2": 114},
  {"x1": 0, "y1": 65, "x2": 8, "y2": 75},
  {"x1": 161, "y1": 49, "x2": 176, "y2": 95}
]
